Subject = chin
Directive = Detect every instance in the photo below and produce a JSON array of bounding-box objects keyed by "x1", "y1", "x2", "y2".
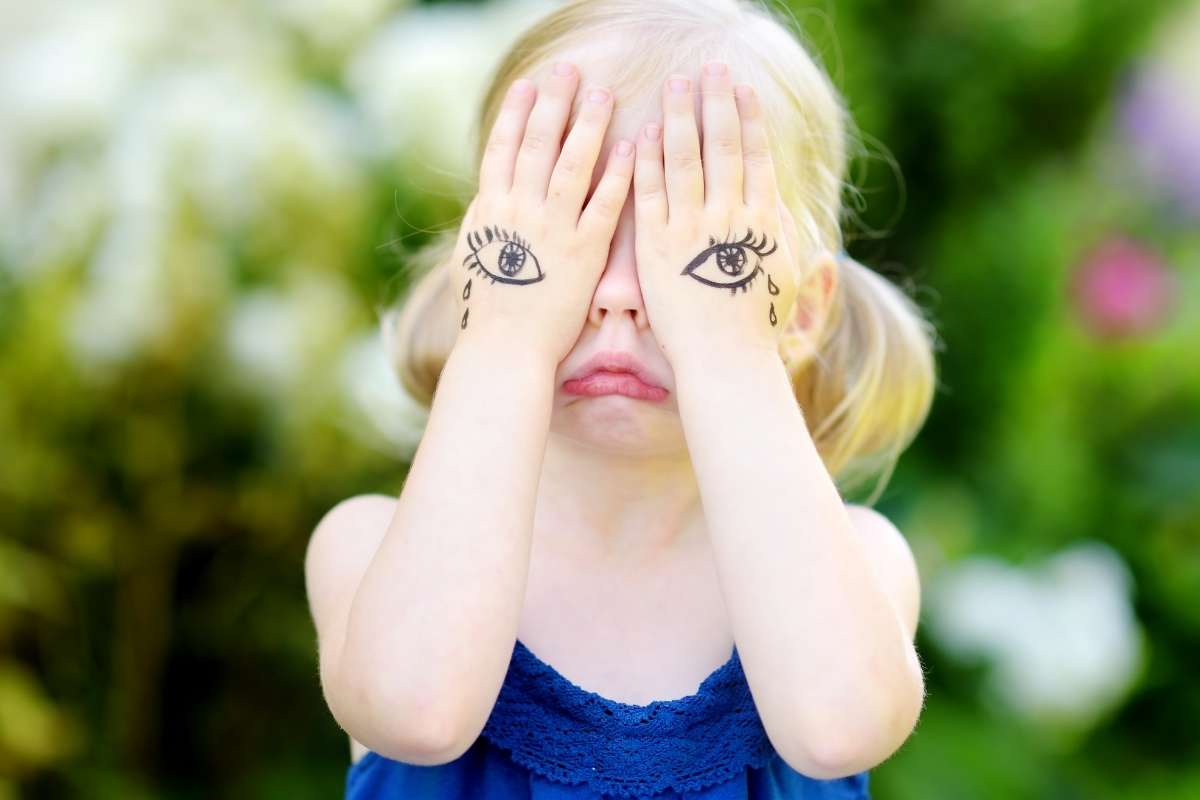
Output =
[{"x1": 551, "y1": 395, "x2": 684, "y2": 454}]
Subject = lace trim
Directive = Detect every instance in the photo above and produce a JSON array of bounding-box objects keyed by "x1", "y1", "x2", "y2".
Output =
[{"x1": 479, "y1": 639, "x2": 778, "y2": 798}]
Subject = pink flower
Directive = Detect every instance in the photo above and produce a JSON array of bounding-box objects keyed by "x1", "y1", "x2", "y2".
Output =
[{"x1": 1069, "y1": 237, "x2": 1174, "y2": 339}]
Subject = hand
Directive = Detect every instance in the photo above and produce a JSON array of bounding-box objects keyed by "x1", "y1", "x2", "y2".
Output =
[
  {"x1": 633, "y1": 62, "x2": 802, "y2": 368},
  {"x1": 451, "y1": 61, "x2": 634, "y2": 367}
]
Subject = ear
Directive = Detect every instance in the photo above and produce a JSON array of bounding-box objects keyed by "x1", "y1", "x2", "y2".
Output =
[{"x1": 780, "y1": 249, "x2": 838, "y2": 365}]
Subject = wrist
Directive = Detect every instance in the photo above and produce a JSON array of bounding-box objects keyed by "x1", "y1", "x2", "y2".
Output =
[
  {"x1": 668, "y1": 339, "x2": 784, "y2": 381},
  {"x1": 447, "y1": 334, "x2": 560, "y2": 383}
]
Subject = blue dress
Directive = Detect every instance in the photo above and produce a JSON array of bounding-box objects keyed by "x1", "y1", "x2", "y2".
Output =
[{"x1": 346, "y1": 638, "x2": 871, "y2": 799}]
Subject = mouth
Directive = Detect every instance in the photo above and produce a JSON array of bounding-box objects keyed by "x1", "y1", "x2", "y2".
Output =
[{"x1": 562, "y1": 350, "x2": 669, "y2": 402}]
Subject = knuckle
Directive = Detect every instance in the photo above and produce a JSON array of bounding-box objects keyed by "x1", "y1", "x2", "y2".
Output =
[
  {"x1": 521, "y1": 130, "x2": 551, "y2": 153},
  {"x1": 636, "y1": 181, "x2": 664, "y2": 202},
  {"x1": 744, "y1": 145, "x2": 773, "y2": 167},
  {"x1": 670, "y1": 151, "x2": 702, "y2": 172},
  {"x1": 591, "y1": 189, "x2": 624, "y2": 217},
  {"x1": 555, "y1": 152, "x2": 584, "y2": 177},
  {"x1": 485, "y1": 136, "x2": 513, "y2": 157},
  {"x1": 709, "y1": 133, "x2": 741, "y2": 155}
]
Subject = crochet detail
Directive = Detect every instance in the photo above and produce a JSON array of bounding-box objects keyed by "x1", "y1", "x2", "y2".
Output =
[{"x1": 479, "y1": 639, "x2": 778, "y2": 798}]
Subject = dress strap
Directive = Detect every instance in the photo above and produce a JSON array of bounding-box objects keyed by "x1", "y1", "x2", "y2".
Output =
[{"x1": 480, "y1": 639, "x2": 778, "y2": 798}]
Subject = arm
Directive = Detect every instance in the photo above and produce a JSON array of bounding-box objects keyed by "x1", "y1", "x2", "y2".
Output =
[
  {"x1": 674, "y1": 346, "x2": 925, "y2": 779},
  {"x1": 308, "y1": 60, "x2": 633, "y2": 765},
  {"x1": 328, "y1": 340, "x2": 555, "y2": 764},
  {"x1": 631, "y1": 63, "x2": 923, "y2": 780}
]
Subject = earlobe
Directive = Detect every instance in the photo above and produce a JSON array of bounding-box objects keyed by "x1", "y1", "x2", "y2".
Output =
[
  {"x1": 786, "y1": 250, "x2": 838, "y2": 334},
  {"x1": 778, "y1": 250, "x2": 837, "y2": 367}
]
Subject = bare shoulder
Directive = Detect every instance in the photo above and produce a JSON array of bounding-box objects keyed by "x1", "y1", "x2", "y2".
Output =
[
  {"x1": 304, "y1": 493, "x2": 398, "y2": 766},
  {"x1": 304, "y1": 493, "x2": 398, "y2": 622},
  {"x1": 844, "y1": 503, "x2": 921, "y2": 640}
]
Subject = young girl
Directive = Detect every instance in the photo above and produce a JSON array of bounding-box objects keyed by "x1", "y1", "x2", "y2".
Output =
[{"x1": 306, "y1": 0, "x2": 937, "y2": 797}]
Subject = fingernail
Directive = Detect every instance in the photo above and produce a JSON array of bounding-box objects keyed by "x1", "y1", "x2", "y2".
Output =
[
  {"x1": 644, "y1": 123, "x2": 661, "y2": 141},
  {"x1": 509, "y1": 78, "x2": 533, "y2": 97},
  {"x1": 616, "y1": 140, "x2": 633, "y2": 156},
  {"x1": 704, "y1": 61, "x2": 728, "y2": 76},
  {"x1": 668, "y1": 76, "x2": 690, "y2": 93},
  {"x1": 735, "y1": 84, "x2": 754, "y2": 102},
  {"x1": 588, "y1": 87, "x2": 610, "y2": 104},
  {"x1": 554, "y1": 61, "x2": 574, "y2": 76}
]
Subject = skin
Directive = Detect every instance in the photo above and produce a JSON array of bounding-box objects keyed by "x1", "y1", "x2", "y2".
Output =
[{"x1": 305, "y1": 42, "x2": 924, "y2": 781}]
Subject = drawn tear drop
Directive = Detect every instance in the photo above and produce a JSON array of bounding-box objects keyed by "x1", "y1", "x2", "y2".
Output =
[
  {"x1": 463, "y1": 279, "x2": 472, "y2": 301},
  {"x1": 769, "y1": 302, "x2": 777, "y2": 326},
  {"x1": 461, "y1": 308, "x2": 470, "y2": 329},
  {"x1": 767, "y1": 274, "x2": 779, "y2": 295}
]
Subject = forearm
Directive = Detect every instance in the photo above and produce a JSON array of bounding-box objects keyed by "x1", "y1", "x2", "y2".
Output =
[
  {"x1": 337, "y1": 339, "x2": 555, "y2": 755},
  {"x1": 674, "y1": 346, "x2": 922, "y2": 774}
]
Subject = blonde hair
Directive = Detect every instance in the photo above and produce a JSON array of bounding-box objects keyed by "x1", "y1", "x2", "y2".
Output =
[{"x1": 380, "y1": 0, "x2": 940, "y2": 505}]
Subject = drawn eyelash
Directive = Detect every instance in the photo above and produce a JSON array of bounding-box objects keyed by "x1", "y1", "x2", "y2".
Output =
[
  {"x1": 464, "y1": 225, "x2": 530, "y2": 255},
  {"x1": 707, "y1": 229, "x2": 778, "y2": 258},
  {"x1": 680, "y1": 228, "x2": 776, "y2": 292}
]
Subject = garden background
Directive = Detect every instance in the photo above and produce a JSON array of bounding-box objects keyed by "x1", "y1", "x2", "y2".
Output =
[{"x1": 2, "y1": 0, "x2": 1198, "y2": 797}]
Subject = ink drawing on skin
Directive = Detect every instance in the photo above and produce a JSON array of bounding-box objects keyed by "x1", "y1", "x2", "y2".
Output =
[
  {"x1": 305, "y1": 2, "x2": 938, "y2": 799},
  {"x1": 460, "y1": 226, "x2": 546, "y2": 329},
  {"x1": 681, "y1": 228, "x2": 782, "y2": 326}
]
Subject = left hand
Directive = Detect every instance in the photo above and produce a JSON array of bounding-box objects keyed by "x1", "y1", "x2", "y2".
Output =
[{"x1": 633, "y1": 61, "x2": 801, "y2": 369}]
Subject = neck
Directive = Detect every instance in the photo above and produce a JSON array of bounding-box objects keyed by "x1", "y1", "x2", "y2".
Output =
[{"x1": 534, "y1": 431, "x2": 703, "y2": 567}]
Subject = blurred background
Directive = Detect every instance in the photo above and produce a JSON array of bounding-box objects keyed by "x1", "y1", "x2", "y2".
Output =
[{"x1": 1, "y1": 0, "x2": 1197, "y2": 797}]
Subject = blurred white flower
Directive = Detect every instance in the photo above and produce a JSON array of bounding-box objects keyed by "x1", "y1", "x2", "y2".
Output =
[
  {"x1": 263, "y1": 0, "x2": 403, "y2": 56},
  {"x1": 0, "y1": 0, "x2": 159, "y2": 272},
  {"x1": 224, "y1": 271, "x2": 358, "y2": 396},
  {"x1": 7, "y1": 154, "x2": 108, "y2": 280},
  {"x1": 337, "y1": 331, "x2": 429, "y2": 460},
  {"x1": 925, "y1": 540, "x2": 1144, "y2": 730},
  {"x1": 345, "y1": 0, "x2": 556, "y2": 181},
  {"x1": 66, "y1": 214, "x2": 170, "y2": 367},
  {"x1": 0, "y1": 1, "x2": 154, "y2": 149}
]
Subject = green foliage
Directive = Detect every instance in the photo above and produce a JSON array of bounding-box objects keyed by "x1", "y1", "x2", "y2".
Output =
[{"x1": 1, "y1": 0, "x2": 1197, "y2": 797}]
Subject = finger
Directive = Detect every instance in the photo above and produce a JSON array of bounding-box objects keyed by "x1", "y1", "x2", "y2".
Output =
[
  {"x1": 699, "y1": 61, "x2": 742, "y2": 210},
  {"x1": 579, "y1": 139, "x2": 634, "y2": 239},
  {"x1": 512, "y1": 61, "x2": 580, "y2": 202},
  {"x1": 546, "y1": 85, "x2": 614, "y2": 217},
  {"x1": 662, "y1": 74, "x2": 703, "y2": 214},
  {"x1": 478, "y1": 78, "x2": 537, "y2": 196},
  {"x1": 734, "y1": 83, "x2": 777, "y2": 209},
  {"x1": 634, "y1": 122, "x2": 666, "y2": 228}
]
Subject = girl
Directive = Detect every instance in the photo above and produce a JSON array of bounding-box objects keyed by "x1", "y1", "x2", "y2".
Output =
[{"x1": 306, "y1": 0, "x2": 937, "y2": 797}]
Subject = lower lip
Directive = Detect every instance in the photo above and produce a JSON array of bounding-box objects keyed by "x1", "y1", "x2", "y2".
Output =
[{"x1": 562, "y1": 371, "x2": 670, "y2": 402}]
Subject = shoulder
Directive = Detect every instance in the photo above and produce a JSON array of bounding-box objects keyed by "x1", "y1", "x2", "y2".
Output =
[
  {"x1": 304, "y1": 494, "x2": 398, "y2": 768},
  {"x1": 844, "y1": 504, "x2": 921, "y2": 640},
  {"x1": 304, "y1": 493, "x2": 398, "y2": 637},
  {"x1": 305, "y1": 494, "x2": 398, "y2": 586}
]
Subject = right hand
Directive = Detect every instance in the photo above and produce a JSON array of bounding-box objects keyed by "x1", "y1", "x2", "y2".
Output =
[{"x1": 449, "y1": 61, "x2": 634, "y2": 368}]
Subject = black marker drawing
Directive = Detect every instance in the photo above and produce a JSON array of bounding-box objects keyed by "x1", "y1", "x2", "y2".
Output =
[
  {"x1": 459, "y1": 226, "x2": 543, "y2": 330},
  {"x1": 463, "y1": 226, "x2": 545, "y2": 285},
  {"x1": 680, "y1": 228, "x2": 781, "y2": 326},
  {"x1": 767, "y1": 273, "x2": 779, "y2": 327}
]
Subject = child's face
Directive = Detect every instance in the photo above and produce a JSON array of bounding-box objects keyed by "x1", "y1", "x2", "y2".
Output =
[
  {"x1": 531, "y1": 43, "x2": 818, "y2": 459},
  {"x1": 534, "y1": 43, "x2": 704, "y2": 457}
]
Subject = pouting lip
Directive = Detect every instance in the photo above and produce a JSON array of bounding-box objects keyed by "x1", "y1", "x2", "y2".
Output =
[{"x1": 564, "y1": 350, "x2": 666, "y2": 390}]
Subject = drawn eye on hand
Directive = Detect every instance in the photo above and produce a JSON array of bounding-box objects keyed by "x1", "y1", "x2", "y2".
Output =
[
  {"x1": 463, "y1": 225, "x2": 545, "y2": 285},
  {"x1": 680, "y1": 229, "x2": 778, "y2": 294}
]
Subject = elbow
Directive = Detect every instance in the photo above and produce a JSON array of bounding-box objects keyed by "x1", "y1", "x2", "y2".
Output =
[
  {"x1": 327, "y1": 658, "x2": 475, "y2": 766},
  {"x1": 781, "y1": 663, "x2": 927, "y2": 779}
]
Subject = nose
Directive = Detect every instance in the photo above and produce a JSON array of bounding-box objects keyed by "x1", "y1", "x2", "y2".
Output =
[{"x1": 586, "y1": 195, "x2": 649, "y2": 330}]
